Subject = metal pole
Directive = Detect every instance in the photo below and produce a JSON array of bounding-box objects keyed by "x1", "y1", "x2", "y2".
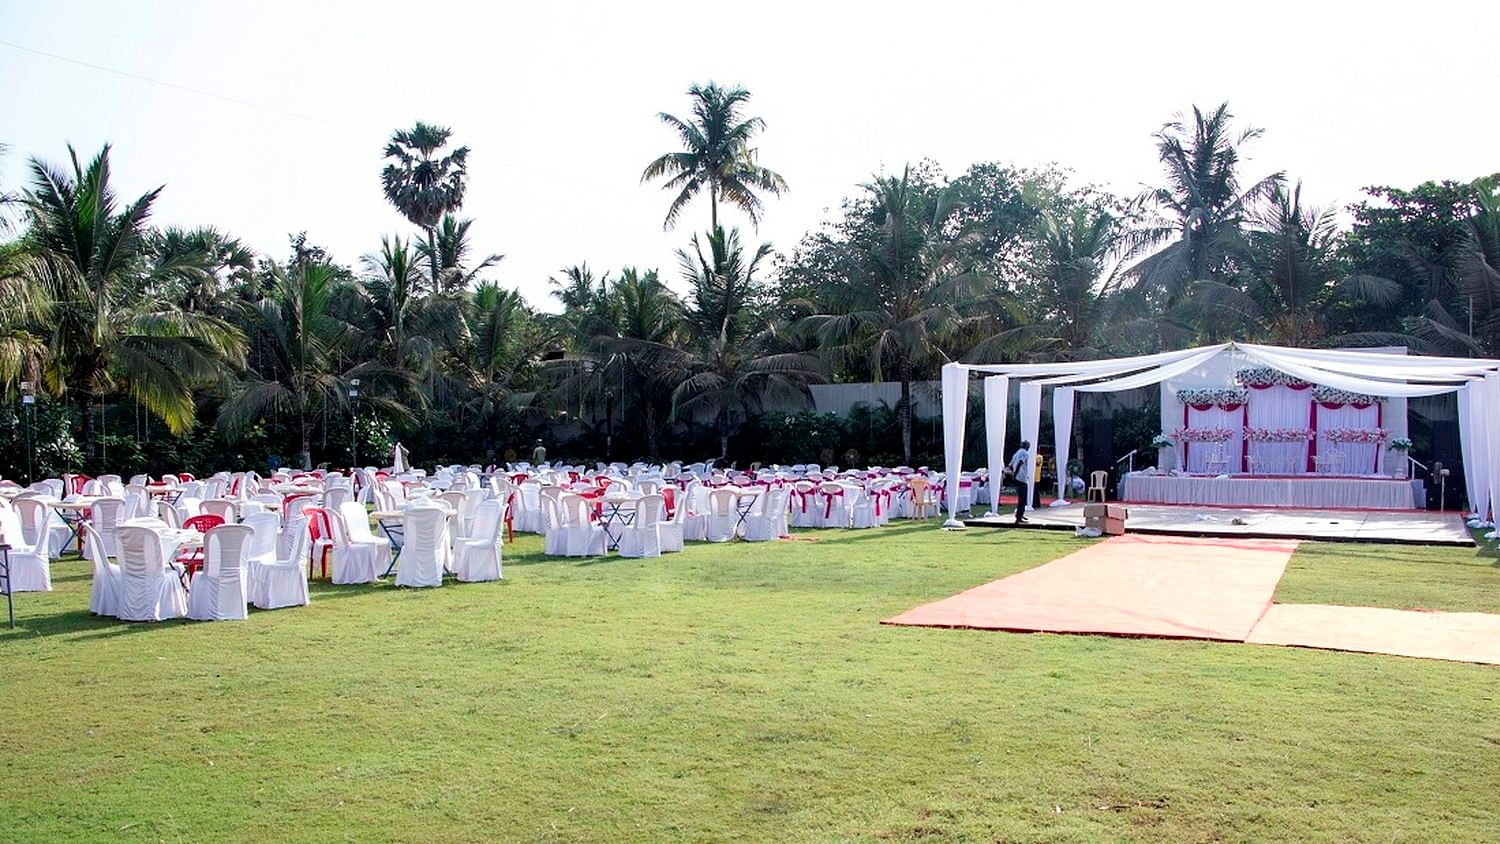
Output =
[
  {"x1": 349, "y1": 379, "x2": 361, "y2": 471},
  {"x1": 1, "y1": 545, "x2": 13, "y2": 629},
  {"x1": 20, "y1": 382, "x2": 35, "y2": 484}
]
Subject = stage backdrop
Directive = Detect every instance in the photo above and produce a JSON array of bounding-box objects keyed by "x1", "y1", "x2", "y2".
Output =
[{"x1": 1160, "y1": 348, "x2": 1408, "y2": 475}]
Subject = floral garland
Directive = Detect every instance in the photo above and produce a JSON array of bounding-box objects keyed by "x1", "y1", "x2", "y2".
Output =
[
  {"x1": 1175, "y1": 426, "x2": 1235, "y2": 443},
  {"x1": 1245, "y1": 427, "x2": 1314, "y2": 442},
  {"x1": 1234, "y1": 368, "x2": 1310, "y2": 389},
  {"x1": 1175, "y1": 387, "x2": 1248, "y2": 407},
  {"x1": 1311, "y1": 386, "x2": 1384, "y2": 405},
  {"x1": 1324, "y1": 427, "x2": 1390, "y2": 444}
]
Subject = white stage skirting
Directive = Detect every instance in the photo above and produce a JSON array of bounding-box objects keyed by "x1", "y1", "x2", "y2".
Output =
[{"x1": 1119, "y1": 473, "x2": 1423, "y2": 510}]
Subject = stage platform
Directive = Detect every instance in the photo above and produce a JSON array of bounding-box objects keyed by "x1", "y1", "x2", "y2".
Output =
[{"x1": 964, "y1": 502, "x2": 1474, "y2": 546}]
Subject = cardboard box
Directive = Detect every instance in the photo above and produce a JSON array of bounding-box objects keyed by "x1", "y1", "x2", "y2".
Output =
[{"x1": 1083, "y1": 503, "x2": 1128, "y2": 535}]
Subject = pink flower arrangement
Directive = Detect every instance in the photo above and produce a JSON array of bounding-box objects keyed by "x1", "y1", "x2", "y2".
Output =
[
  {"x1": 1246, "y1": 427, "x2": 1314, "y2": 442},
  {"x1": 1176, "y1": 426, "x2": 1235, "y2": 443},
  {"x1": 1324, "y1": 427, "x2": 1390, "y2": 444}
]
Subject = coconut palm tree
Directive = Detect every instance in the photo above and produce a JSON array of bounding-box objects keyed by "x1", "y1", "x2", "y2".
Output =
[
  {"x1": 381, "y1": 122, "x2": 470, "y2": 290},
  {"x1": 21, "y1": 144, "x2": 245, "y2": 458},
  {"x1": 417, "y1": 213, "x2": 503, "y2": 292},
  {"x1": 641, "y1": 82, "x2": 788, "y2": 231},
  {"x1": 1120, "y1": 102, "x2": 1283, "y2": 343},
  {"x1": 671, "y1": 227, "x2": 821, "y2": 459},
  {"x1": 219, "y1": 261, "x2": 352, "y2": 468},
  {"x1": 1023, "y1": 206, "x2": 1122, "y2": 358},
  {"x1": 803, "y1": 167, "x2": 981, "y2": 463},
  {"x1": 589, "y1": 268, "x2": 685, "y2": 458}
]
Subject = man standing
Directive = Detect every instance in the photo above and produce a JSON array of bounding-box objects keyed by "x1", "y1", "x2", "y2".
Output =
[
  {"x1": 531, "y1": 439, "x2": 547, "y2": 465},
  {"x1": 1007, "y1": 440, "x2": 1031, "y2": 524}
]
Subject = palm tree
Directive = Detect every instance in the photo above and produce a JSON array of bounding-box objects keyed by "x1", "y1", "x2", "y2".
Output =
[
  {"x1": 672, "y1": 227, "x2": 821, "y2": 459},
  {"x1": 219, "y1": 261, "x2": 352, "y2": 468},
  {"x1": 804, "y1": 167, "x2": 979, "y2": 463},
  {"x1": 641, "y1": 82, "x2": 788, "y2": 230},
  {"x1": 590, "y1": 268, "x2": 685, "y2": 458},
  {"x1": 21, "y1": 144, "x2": 244, "y2": 458},
  {"x1": 381, "y1": 122, "x2": 470, "y2": 291},
  {"x1": 1023, "y1": 206, "x2": 1121, "y2": 358},
  {"x1": 417, "y1": 213, "x2": 503, "y2": 292},
  {"x1": 1121, "y1": 102, "x2": 1283, "y2": 343}
]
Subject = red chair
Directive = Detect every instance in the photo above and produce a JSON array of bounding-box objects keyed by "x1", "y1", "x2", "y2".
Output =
[
  {"x1": 177, "y1": 473, "x2": 195, "y2": 482},
  {"x1": 177, "y1": 514, "x2": 226, "y2": 576},
  {"x1": 304, "y1": 507, "x2": 335, "y2": 579},
  {"x1": 64, "y1": 473, "x2": 92, "y2": 496}
]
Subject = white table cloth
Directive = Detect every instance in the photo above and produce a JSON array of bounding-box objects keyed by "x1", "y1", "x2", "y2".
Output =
[{"x1": 1119, "y1": 473, "x2": 1421, "y2": 510}]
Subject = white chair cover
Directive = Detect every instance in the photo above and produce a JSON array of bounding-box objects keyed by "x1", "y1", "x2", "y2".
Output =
[
  {"x1": 454, "y1": 499, "x2": 505, "y2": 582},
  {"x1": 250, "y1": 514, "x2": 310, "y2": 610},
  {"x1": 83, "y1": 524, "x2": 121, "y2": 616},
  {"x1": 187, "y1": 525, "x2": 252, "y2": 621},
  {"x1": 743, "y1": 487, "x2": 789, "y2": 541},
  {"x1": 115, "y1": 525, "x2": 187, "y2": 621},
  {"x1": 657, "y1": 491, "x2": 689, "y2": 553},
  {"x1": 705, "y1": 489, "x2": 739, "y2": 543},
  {"x1": 0, "y1": 507, "x2": 51, "y2": 592},
  {"x1": 617, "y1": 494, "x2": 664, "y2": 558},
  {"x1": 395, "y1": 504, "x2": 449, "y2": 587}
]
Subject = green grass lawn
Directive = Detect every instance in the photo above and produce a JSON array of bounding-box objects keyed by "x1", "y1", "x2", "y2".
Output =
[{"x1": 2, "y1": 525, "x2": 1498, "y2": 843}]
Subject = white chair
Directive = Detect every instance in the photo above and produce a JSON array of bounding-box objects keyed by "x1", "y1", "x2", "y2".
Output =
[
  {"x1": 742, "y1": 487, "x2": 789, "y2": 542},
  {"x1": 82, "y1": 524, "x2": 121, "y2": 616},
  {"x1": 617, "y1": 494, "x2": 664, "y2": 558},
  {"x1": 157, "y1": 500, "x2": 183, "y2": 529},
  {"x1": 0, "y1": 507, "x2": 51, "y2": 591},
  {"x1": 322, "y1": 486, "x2": 352, "y2": 510},
  {"x1": 454, "y1": 499, "x2": 505, "y2": 582},
  {"x1": 187, "y1": 525, "x2": 252, "y2": 621},
  {"x1": 705, "y1": 489, "x2": 740, "y2": 543},
  {"x1": 552, "y1": 494, "x2": 605, "y2": 557},
  {"x1": 329, "y1": 503, "x2": 390, "y2": 585},
  {"x1": 818, "y1": 482, "x2": 852, "y2": 529},
  {"x1": 395, "y1": 504, "x2": 449, "y2": 588},
  {"x1": 202, "y1": 498, "x2": 238, "y2": 524},
  {"x1": 90, "y1": 496, "x2": 128, "y2": 557},
  {"x1": 848, "y1": 485, "x2": 879, "y2": 529},
  {"x1": 13, "y1": 496, "x2": 72, "y2": 559},
  {"x1": 250, "y1": 514, "x2": 310, "y2": 610},
  {"x1": 657, "y1": 493, "x2": 689, "y2": 553},
  {"x1": 115, "y1": 525, "x2": 187, "y2": 621},
  {"x1": 789, "y1": 481, "x2": 820, "y2": 528}
]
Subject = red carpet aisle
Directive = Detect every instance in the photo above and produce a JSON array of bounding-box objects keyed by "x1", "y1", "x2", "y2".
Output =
[
  {"x1": 883, "y1": 534, "x2": 1297, "y2": 641},
  {"x1": 1247, "y1": 604, "x2": 1500, "y2": 665}
]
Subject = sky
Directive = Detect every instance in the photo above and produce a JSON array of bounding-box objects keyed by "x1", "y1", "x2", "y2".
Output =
[{"x1": 2, "y1": 1, "x2": 1497, "y2": 311}]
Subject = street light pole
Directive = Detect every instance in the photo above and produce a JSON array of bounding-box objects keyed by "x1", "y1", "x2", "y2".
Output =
[
  {"x1": 20, "y1": 381, "x2": 35, "y2": 484},
  {"x1": 348, "y1": 378, "x2": 361, "y2": 471}
]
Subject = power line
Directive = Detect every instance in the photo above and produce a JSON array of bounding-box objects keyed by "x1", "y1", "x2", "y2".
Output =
[{"x1": 0, "y1": 38, "x2": 371, "y2": 134}]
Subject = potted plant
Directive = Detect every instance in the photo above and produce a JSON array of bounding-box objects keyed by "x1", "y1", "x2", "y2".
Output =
[{"x1": 1388, "y1": 436, "x2": 1413, "y2": 477}]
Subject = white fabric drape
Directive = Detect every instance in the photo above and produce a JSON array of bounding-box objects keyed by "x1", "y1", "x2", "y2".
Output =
[
  {"x1": 941, "y1": 364, "x2": 969, "y2": 525},
  {"x1": 1053, "y1": 387, "x2": 1075, "y2": 501},
  {"x1": 982, "y1": 376, "x2": 1009, "y2": 515},
  {"x1": 1245, "y1": 385, "x2": 1313, "y2": 473},
  {"x1": 1482, "y1": 373, "x2": 1494, "y2": 518},
  {"x1": 958, "y1": 345, "x2": 1228, "y2": 378},
  {"x1": 1019, "y1": 382, "x2": 1042, "y2": 505},
  {"x1": 1240, "y1": 347, "x2": 1467, "y2": 398},
  {"x1": 1458, "y1": 383, "x2": 1482, "y2": 515},
  {"x1": 1239, "y1": 343, "x2": 1499, "y2": 376},
  {"x1": 1183, "y1": 405, "x2": 1243, "y2": 473},
  {"x1": 1042, "y1": 347, "x2": 1227, "y2": 390},
  {"x1": 1315, "y1": 403, "x2": 1381, "y2": 475}
]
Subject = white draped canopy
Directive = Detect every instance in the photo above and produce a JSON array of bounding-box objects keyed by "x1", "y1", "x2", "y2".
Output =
[{"x1": 940, "y1": 342, "x2": 1500, "y2": 526}]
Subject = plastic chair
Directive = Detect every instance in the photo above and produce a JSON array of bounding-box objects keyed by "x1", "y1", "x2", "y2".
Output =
[
  {"x1": 394, "y1": 504, "x2": 449, "y2": 587},
  {"x1": 1087, "y1": 471, "x2": 1108, "y2": 503},
  {"x1": 82, "y1": 524, "x2": 121, "y2": 616},
  {"x1": 186, "y1": 525, "x2": 252, "y2": 621},
  {"x1": 115, "y1": 525, "x2": 187, "y2": 622},
  {"x1": 453, "y1": 499, "x2": 505, "y2": 581},
  {"x1": 617, "y1": 494, "x2": 664, "y2": 558},
  {"x1": 250, "y1": 514, "x2": 310, "y2": 610},
  {"x1": 0, "y1": 507, "x2": 51, "y2": 591}
]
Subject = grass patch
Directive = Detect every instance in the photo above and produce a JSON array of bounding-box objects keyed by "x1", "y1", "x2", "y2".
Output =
[
  {"x1": 1277, "y1": 541, "x2": 1500, "y2": 613},
  {"x1": 1, "y1": 524, "x2": 1497, "y2": 842}
]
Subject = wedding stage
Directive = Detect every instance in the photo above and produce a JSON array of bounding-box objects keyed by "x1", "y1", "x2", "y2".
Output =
[
  {"x1": 1117, "y1": 472, "x2": 1424, "y2": 510},
  {"x1": 965, "y1": 502, "x2": 1473, "y2": 546},
  {"x1": 940, "y1": 342, "x2": 1500, "y2": 527}
]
